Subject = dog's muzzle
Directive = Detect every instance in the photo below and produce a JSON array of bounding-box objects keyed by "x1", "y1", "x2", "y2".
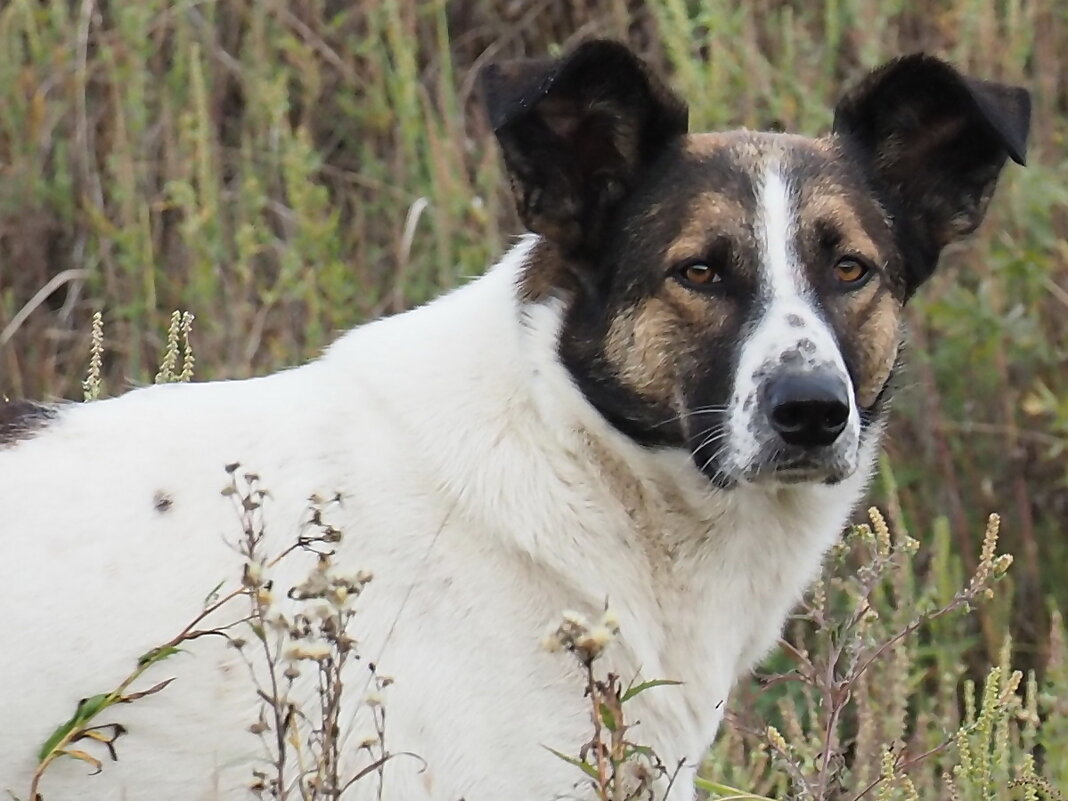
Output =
[{"x1": 743, "y1": 366, "x2": 857, "y2": 484}]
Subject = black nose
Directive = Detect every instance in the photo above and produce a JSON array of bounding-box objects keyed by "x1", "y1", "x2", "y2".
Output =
[{"x1": 764, "y1": 372, "x2": 850, "y2": 448}]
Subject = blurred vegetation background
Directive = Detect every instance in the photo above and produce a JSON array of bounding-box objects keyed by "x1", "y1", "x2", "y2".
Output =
[{"x1": 0, "y1": 1, "x2": 1066, "y2": 788}]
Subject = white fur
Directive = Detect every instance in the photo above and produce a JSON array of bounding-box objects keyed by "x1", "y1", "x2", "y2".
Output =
[
  {"x1": 726, "y1": 166, "x2": 860, "y2": 480},
  {"x1": 0, "y1": 236, "x2": 873, "y2": 800}
]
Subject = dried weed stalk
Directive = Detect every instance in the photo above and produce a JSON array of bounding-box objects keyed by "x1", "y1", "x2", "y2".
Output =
[
  {"x1": 21, "y1": 466, "x2": 394, "y2": 801},
  {"x1": 223, "y1": 466, "x2": 405, "y2": 800},
  {"x1": 708, "y1": 508, "x2": 1062, "y2": 800},
  {"x1": 543, "y1": 607, "x2": 687, "y2": 801}
]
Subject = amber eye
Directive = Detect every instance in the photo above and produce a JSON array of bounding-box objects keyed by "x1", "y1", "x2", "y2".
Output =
[
  {"x1": 833, "y1": 257, "x2": 871, "y2": 288},
  {"x1": 677, "y1": 262, "x2": 722, "y2": 288}
]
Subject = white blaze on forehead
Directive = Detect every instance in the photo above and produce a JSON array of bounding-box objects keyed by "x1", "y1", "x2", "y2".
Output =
[
  {"x1": 761, "y1": 169, "x2": 795, "y2": 302},
  {"x1": 723, "y1": 161, "x2": 860, "y2": 479}
]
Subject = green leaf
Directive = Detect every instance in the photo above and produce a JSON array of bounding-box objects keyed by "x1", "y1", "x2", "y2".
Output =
[
  {"x1": 137, "y1": 644, "x2": 183, "y2": 667},
  {"x1": 621, "y1": 679, "x2": 683, "y2": 703},
  {"x1": 37, "y1": 694, "x2": 111, "y2": 761},
  {"x1": 599, "y1": 703, "x2": 617, "y2": 732},
  {"x1": 542, "y1": 746, "x2": 598, "y2": 779},
  {"x1": 203, "y1": 580, "x2": 226, "y2": 607}
]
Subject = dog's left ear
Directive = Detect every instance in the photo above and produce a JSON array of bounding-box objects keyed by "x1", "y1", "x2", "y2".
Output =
[
  {"x1": 833, "y1": 55, "x2": 1030, "y2": 295},
  {"x1": 480, "y1": 40, "x2": 688, "y2": 257}
]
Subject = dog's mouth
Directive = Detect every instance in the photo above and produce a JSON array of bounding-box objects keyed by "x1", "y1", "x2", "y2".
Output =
[
  {"x1": 762, "y1": 460, "x2": 848, "y2": 485},
  {"x1": 693, "y1": 442, "x2": 859, "y2": 489},
  {"x1": 745, "y1": 445, "x2": 858, "y2": 486}
]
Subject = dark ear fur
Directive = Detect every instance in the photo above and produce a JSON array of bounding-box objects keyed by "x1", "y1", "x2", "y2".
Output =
[
  {"x1": 833, "y1": 54, "x2": 1030, "y2": 294},
  {"x1": 480, "y1": 40, "x2": 688, "y2": 257}
]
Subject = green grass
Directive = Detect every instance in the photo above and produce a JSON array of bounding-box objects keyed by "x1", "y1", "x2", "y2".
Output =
[{"x1": 1, "y1": 1, "x2": 1067, "y2": 797}]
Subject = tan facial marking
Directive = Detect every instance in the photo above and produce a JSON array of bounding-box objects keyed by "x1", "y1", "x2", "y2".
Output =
[
  {"x1": 664, "y1": 192, "x2": 750, "y2": 267},
  {"x1": 604, "y1": 300, "x2": 680, "y2": 404},
  {"x1": 850, "y1": 289, "x2": 902, "y2": 407},
  {"x1": 603, "y1": 295, "x2": 713, "y2": 406},
  {"x1": 802, "y1": 191, "x2": 883, "y2": 265}
]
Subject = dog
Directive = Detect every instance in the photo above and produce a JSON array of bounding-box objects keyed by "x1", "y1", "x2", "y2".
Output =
[{"x1": 0, "y1": 40, "x2": 1028, "y2": 801}]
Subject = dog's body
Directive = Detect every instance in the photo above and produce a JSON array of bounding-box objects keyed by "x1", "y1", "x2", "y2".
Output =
[{"x1": 0, "y1": 42, "x2": 1028, "y2": 801}]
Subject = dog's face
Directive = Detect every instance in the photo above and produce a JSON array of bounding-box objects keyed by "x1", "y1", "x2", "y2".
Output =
[{"x1": 482, "y1": 42, "x2": 1029, "y2": 488}]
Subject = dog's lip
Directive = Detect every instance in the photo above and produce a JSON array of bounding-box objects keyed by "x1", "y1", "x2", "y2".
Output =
[{"x1": 738, "y1": 455, "x2": 854, "y2": 486}]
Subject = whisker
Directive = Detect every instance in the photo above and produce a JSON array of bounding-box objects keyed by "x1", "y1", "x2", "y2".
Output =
[
  {"x1": 650, "y1": 405, "x2": 731, "y2": 429},
  {"x1": 690, "y1": 429, "x2": 729, "y2": 460},
  {"x1": 691, "y1": 431, "x2": 731, "y2": 468},
  {"x1": 700, "y1": 441, "x2": 731, "y2": 477}
]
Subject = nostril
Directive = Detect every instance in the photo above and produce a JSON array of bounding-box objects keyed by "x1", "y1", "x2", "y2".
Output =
[
  {"x1": 771, "y1": 401, "x2": 806, "y2": 433},
  {"x1": 764, "y1": 372, "x2": 851, "y2": 448},
  {"x1": 823, "y1": 402, "x2": 849, "y2": 431}
]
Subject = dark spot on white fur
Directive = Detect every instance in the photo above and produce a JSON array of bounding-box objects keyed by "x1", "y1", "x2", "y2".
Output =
[
  {"x1": 154, "y1": 491, "x2": 174, "y2": 513},
  {"x1": 787, "y1": 314, "x2": 805, "y2": 328}
]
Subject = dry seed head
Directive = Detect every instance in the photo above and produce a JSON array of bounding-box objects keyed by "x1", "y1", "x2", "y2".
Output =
[
  {"x1": 178, "y1": 311, "x2": 195, "y2": 382},
  {"x1": 156, "y1": 310, "x2": 183, "y2": 384},
  {"x1": 876, "y1": 746, "x2": 896, "y2": 801},
  {"x1": 868, "y1": 507, "x2": 892, "y2": 558},
  {"x1": 1001, "y1": 669, "x2": 1024, "y2": 704},
  {"x1": 287, "y1": 643, "x2": 331, "y2": 661},
  {"x1": 331, "y1": 586, "x2": 350, "y2": 606},
  {"x1": 992, "y1": 554, "x2": 1013, "y2": 578},
  {"x1": 980, "y1": 514, "x2": 1001, "y2": 564},
  {"x1": 766, "y1": 725, "x2": 789, "y2": 754},
  {"x1": 562, "y1": 609, "x2": 589, "y2": 627},
  {"x1": 810, "y1": 578, "x2": 826, "y2": 615},
  {"x1": 243, "y1": 561, "x2": 263, "y2": 587},
  {"x1": 83, "y1": 310, "x2": 104, "y2": 402},
  {"x1": 248, "y1": 720, "x2": 269, "y2": 735},
  {"x1": 854, "y1": 523, "x2": 874, "y2": 544},
  {"x1": 541, "y1": 609, "x2": 617, "y2": 661},
  {"x1": 944, "y1": 772, "x2": 962, "y2": 801}
]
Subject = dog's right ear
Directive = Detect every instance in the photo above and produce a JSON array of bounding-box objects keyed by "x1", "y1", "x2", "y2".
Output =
[{"x1": 480, "y1": 40, "x2": 688, "y2": 257}]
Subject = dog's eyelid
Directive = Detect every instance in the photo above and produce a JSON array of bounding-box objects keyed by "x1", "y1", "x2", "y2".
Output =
[
  {"x1": 831, "y1": 254, "x2": 878, "y2": 290},
  {"x1": 668, "y1": 237, "x2": 733, "y2": 273}
]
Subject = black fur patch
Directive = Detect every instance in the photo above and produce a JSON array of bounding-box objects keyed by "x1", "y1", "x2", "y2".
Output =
[{"x1": 0, "y1": 400, "x2": 57, "y2": 448}]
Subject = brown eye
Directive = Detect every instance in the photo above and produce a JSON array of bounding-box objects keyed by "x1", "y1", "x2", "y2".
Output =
[
  {"x1": 678, "y1": 262, "x2": 722, "y2": 288},
  {"x1": 833, "y1": 257, "x2": 871, "y2": 288}
]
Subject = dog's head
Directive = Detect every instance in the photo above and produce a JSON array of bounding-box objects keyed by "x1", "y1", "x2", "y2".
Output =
[{"x1": 482, "y1": 41, "x2": 1029, "y2": 488}]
